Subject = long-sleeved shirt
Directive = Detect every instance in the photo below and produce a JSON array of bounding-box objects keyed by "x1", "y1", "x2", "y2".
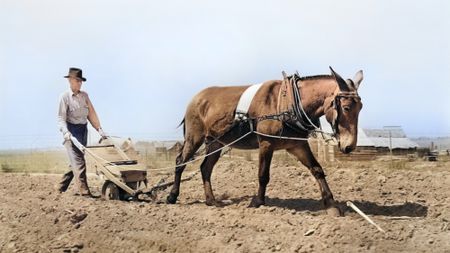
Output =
[{"x1": 57, "y1": 90, "x2": 101, "y2": 135}]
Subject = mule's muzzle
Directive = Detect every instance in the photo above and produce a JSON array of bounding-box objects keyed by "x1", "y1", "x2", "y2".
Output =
[
  {"x1": 338, "y1": 141, "x2": 355, "y2": 154},
  {"x1": 342, "y1": 145, "x2": 354, "y2": 154}
]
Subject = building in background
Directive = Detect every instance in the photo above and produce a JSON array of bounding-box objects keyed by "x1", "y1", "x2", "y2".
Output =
[{"x1": 312, "y1": 119, "x2": 419, "y2": 162}]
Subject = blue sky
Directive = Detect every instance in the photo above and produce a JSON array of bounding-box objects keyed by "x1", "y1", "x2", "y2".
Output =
[{"x1": 1, "y1": 1, "x2": 449, "y2": 149}]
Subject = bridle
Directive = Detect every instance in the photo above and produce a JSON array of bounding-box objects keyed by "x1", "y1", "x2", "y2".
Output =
[{"x1": 330, "y1": 91, "x2": 361, "y2": 137}]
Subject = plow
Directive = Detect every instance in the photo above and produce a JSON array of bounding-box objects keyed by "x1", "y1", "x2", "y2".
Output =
[{"x1": 70, "y1": 136, "x2": 192, "y2": 201}]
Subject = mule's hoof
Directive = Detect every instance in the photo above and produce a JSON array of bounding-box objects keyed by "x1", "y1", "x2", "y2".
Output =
[
  {"x1": 326, "y1": 206, "x2": 344, "y2": 217},
  {"x1": 248, "y1": 197, "x2": 265, "y2": 208},
  {"x1": 166, "y1": 194, "x2": 177, "y2": 204},
  {"x1": 205, "y1": 200, "x2": 215, "y2": 206},
  {"x1": 206, "y1": 200, "x2": 224, "y2": 207}
]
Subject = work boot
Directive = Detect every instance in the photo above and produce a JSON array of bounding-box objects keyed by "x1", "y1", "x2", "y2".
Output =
[
  {"x1": 81, "y1": 192, "x2": 94, "y2": 198},
  {"x1": 79, "y1": 183, "x2": 93, "y2": 197},
  {"x1": 56, "y1": 185, "x2": 67, "y2": 193}
]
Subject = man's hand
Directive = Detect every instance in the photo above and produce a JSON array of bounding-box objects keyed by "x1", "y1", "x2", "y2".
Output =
[
  {"x1": 63, "y1": 132, "x2": 72, "y2": 141},
  {"x1": 98, "y1": 128, "x2": 108, "y2": 139},
  {"x1": 62, "y1": 132, "x2": 72, "y2": 145}
]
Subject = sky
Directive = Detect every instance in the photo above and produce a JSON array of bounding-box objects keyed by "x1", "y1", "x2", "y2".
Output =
[{"x1": 0, "y1": 0, "x2": 449, "y2": 150}]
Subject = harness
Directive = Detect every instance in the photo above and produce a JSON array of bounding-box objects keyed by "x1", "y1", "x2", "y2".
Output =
[
  {"x1": 259, "y1": 72, "x2": 320, "y2": 134},
  {"x1": 235, "y1": 83, "x2": 264, "y2": 121},
  {"x1": 232, "y1": 72, "x2": 360, "y2": 140},
  {"x1": 242, "y1": 72, "x2": 322, "y2": 138}
]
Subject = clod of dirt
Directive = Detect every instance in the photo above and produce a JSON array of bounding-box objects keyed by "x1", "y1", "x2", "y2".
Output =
[
  {"x1": 377, "y1": 175, "x2": 387, "y2": 184},
  {"x1": 70, "y1": 212, "x2": 88, "y2": 224},
  {"x1": 274, "y1": 244, "x2": 282, "y2": 251},
  {"x1": 63, "y1": 242, "x2": 84, "y2": 253}
]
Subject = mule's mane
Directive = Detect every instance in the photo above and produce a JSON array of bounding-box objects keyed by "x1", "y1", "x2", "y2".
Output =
[{"x1": 299, "y1": 74, "x2": 334, "y2": 81}]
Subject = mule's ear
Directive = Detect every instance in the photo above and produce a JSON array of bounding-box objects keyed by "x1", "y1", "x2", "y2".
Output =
[
  {"x1": 346, "y1": 79, "x2": 356, "y2": 90},
  {"x1": 329, "y1": 66, "x2": 350, "y2": 92},
  {"x1": 353, "y1": 70, "x2": 363, "y2": 90}
]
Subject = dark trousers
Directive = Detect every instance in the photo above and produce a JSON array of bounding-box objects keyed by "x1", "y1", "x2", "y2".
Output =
[{"x1": 58, "y1": 123, "x2": 90, "y2": 194}]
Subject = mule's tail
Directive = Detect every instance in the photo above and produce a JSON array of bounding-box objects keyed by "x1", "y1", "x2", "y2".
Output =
[
  {"x1": 176, "y1": 118, "x2": 186, "y2": 163},
  {"x1": 177, "y1": 118, "x2": 186, "y2": 138}
]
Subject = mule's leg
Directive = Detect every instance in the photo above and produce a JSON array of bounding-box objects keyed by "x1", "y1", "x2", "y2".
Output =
[
  {"x1": 199, "y1": 139, "x2": 223, "y2": 206},
  {"x1": 287, "y1": 144, "x2": 342, "y2": 216},
  {"x1": 249, "y1": 140, "x2": 274, "y2": 208},
  {"x1": 167, "y1": 135, "x2": 204, "y2": 204}
]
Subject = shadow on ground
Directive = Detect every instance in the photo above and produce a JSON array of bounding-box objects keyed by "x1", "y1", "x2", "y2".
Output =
[
  {"x1": 179, "y1": 195, "x2": 428, "y2": 218},
  {"x1": 265, "y1": 197, "x2": 428, "y2": 217}
]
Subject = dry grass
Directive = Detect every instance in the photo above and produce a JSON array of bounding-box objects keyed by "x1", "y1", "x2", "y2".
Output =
[
  {"x1": 0, "y1": 150, "x2": 67, "y2": 174},
  {"x1": 0, "y1": 149, "x2": 200, "y2": 174}
]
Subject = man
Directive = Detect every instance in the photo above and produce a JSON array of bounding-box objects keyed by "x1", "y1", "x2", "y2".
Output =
[{"x1": 57, "y1": 67, "x2": 106, "y2": 196}]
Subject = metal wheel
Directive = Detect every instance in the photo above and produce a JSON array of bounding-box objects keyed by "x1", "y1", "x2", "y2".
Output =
[{"x1": 102, "y1": 181, "x2": 121, "y2": 200}]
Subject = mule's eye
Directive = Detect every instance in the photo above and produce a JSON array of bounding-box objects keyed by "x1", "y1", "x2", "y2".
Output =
[{"x1": 343, "y1": 106, "x2": 351, "y2": 112}]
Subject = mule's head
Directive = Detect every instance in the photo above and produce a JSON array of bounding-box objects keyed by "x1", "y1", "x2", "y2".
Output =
[{"x1": 325, "y1": 67, "x2": 363, "y2": 154}]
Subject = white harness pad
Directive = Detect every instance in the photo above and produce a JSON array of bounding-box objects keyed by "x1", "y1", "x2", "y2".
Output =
[{"x1": 234, "y1": 83, "x2": 264, "y2": 120}]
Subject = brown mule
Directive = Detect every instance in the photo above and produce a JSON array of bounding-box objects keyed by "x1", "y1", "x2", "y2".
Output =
[{"x1": 167, "y1": 67, "x2": 363, "y2": 216}]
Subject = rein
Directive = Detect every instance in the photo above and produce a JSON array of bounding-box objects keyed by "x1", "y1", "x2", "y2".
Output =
[{"x1": 290, "y1": 73, "x2": 321, "y2": 131}]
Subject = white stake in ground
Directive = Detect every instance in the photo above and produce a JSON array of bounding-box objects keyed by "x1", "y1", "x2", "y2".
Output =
[{"x1": 346, "y1": 201, "x2": 386, "y2": 233}]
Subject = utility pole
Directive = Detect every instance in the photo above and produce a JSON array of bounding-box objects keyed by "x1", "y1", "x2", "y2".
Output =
[
  {"x1": 384, "y1": 126, "x2": 399, "y2": 168},
  {"x1": 388, "y1": 129, "x2": 393, "y2": 168}
]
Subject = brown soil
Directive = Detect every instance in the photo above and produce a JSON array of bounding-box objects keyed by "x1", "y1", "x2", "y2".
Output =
[{"x1": 1, "y1": 159, "x2": 450, "y2": 252}]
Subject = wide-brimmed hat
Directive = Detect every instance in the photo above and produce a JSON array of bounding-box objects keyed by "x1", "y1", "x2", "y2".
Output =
[{"x1": 64, "y1": 67, "x2": 87, "y2": 82}]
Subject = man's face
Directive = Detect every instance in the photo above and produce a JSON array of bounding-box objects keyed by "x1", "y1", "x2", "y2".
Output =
[{"x1": 68, "y1": 77, "x2": 82, "y2": 93}]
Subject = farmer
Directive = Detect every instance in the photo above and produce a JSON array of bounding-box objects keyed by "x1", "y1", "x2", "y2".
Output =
[{"x1": 57, "y1": 67, "x2": 107, "y2": 196}]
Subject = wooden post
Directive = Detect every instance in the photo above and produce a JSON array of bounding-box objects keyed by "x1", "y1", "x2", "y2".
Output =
[
  {"x1": 329, "y1": 144, "x2": 335, "y2": 162},
  {"x1": 389, "y1": 130, "x2": 393, "y2": 168}
]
